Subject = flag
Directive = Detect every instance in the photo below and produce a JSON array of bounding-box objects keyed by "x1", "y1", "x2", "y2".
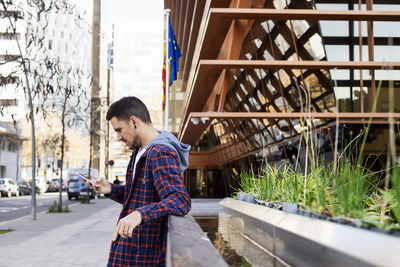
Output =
[{"x1": 162, "y1": 17, "x2": 181, "y2": 111}]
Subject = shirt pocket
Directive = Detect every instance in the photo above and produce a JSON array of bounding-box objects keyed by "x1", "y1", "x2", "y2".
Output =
[
  {"x1": 111, "y1": 225, "x2": 141, "y2": 249},
  {"x1": 135, "y1": 225, "x2": 141, "y2": 247}
]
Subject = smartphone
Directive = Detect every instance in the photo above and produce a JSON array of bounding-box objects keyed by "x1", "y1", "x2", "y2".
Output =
[{"x1": 78, "y1": 173, "x2": 99, "y2": 187}]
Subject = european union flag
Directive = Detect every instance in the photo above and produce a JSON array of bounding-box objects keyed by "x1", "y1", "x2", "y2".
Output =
[{"x1": 167, "y1": 17, "x2": 181, "y2": 85}]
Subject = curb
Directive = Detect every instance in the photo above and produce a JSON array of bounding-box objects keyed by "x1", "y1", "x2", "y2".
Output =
[{"x1": 0, "y1": 202, "x2": 80, "y2": 228}]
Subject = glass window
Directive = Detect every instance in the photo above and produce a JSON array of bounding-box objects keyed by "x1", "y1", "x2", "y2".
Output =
[
  {"x1": 274, "y1": 34, "x2": 290, "y2": 54},
  {"x1": 325, "y1": 45, "x2": 349, "y2": 61},
  {"x1": 319, "y1": 21, "x2": 348, "y2": 37},
  {"x1": 303, "y1": 33, "x2": 325, "y2": 60},
  {"x1": 286, "y1": 20, "x2": 309, "y2": 38}
]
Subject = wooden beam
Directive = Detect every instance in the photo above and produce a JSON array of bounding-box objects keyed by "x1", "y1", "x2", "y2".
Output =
[
  {"x1": 211, "y1": 121, "x2": 340, "y2": 165},
  {"x1": 189, "y1": 111, "x2": 400, "y2": 119},
  {"x1": 177, "y1": 59, "x2": 400, "y2": 140},
  {"x1": 203, "y1": 0, "x2": 258, "y2": 113},
  {"x1": 199, "y1": 59, "x2": 400, "y2": 70},
  {"x1": 178, "y1": 0, "x2": 195, "y2": 79},
  {"x1": 181, "y1": 0, "x2": 207, "y2": 91},
  {"x1": 315, "y1": 0, "x2": 400, "y2": 3},
  {"x1": 182, "y1": 0, "x2": 231, "y2": 92},
  {"x1": 180, "y1": 110, "x2": 400, "y2": 145},
  {"x1": 209, "y1": 8, "x2": 400, "y2": 21},
  {"x1": 323, "y1": 36, "x2": 400, "y2": 46},
  {"x1": 366, "y1": 0, "x2": 376, "y2": 104},
  {"x1": 188, "y1": 151, "x2": 217, "y2": 169},
  {"x1": 180, "y1": 117, "x2": 212, "y2": 145},
  {"x1": 177, "y1": 0, "x2": 186, "y2": 46}
]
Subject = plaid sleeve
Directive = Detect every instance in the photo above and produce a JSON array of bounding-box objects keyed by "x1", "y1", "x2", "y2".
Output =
[
  {"x1": 110, "y1": 184, "x2": 125, "y2": 204},
  {"x1": 136, "y1": 147, "x2": 191, "y2": 223}
]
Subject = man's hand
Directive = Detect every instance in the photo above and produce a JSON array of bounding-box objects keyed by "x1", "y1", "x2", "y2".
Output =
[
  {"x1": 85, "y1": 177, "x2": 112, "y2": 194},
  {"x1": 113, "y1": 211, "x2": 142, "y2": 241}
]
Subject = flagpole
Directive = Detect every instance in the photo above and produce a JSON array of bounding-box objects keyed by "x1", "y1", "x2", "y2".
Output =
[{"x1": 164, "y1": 9, "x2": 171, "y2": 131}]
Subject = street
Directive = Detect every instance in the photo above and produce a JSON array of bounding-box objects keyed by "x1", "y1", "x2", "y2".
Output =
[{"x1": 0, "y1": 192, "x2": 77, "y2": 223}]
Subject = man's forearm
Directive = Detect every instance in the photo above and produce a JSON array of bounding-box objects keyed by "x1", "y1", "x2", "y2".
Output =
[
  {"x1": 110, "y1": 184, "x2": 125, "y2": 204},
  {"x1": 136, "y1": 191, "x2": 191, "y2": 223}
]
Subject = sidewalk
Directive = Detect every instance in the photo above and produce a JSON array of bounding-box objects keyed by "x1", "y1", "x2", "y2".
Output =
[
  {"x1": 0, "y1": 198, "x2": 223, "y2": 267},
  {"x1": 0, "y1": 198, "x2": 121, "y2": 267}
]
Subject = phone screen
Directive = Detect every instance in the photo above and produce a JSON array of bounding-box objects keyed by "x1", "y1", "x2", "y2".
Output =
[{"x1": 78, "y1": 173, "x2": 98, "y2": 187}]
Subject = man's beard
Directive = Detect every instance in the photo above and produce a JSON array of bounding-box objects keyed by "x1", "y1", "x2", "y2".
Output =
[
  {"x1": 129, "y1": 136, "x2": 141, "y2": 150},
  {"x1": 130, "y1": 143, "x2": 138, "y2": 150}
]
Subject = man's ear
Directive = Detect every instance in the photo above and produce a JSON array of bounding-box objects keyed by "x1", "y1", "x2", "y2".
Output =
[
  {"x1": 129, "y1": 116, "x2": 136, "y2": 127},
  {"x1": 129, "y1": 116, "x2": 139, "y2": 129}
]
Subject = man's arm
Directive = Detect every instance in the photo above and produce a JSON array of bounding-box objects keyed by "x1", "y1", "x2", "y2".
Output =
[
  {"x1": 109, "y1": 184, "x2": 125, "y2": 204},
  {"x1": 86, "y1": 177, "x2": 125, "y2": 204},
  {"x1": 135, "y1": 147, "x2": 191, "y2": 223}
]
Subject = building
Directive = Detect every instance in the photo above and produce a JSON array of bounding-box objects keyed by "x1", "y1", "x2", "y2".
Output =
[
  {"x1": 101, "y1": 1, "x2": 165, "y2": 183},
  {"x1": 0, "y1": 1, "x2": 26, "y2": 124},
  {"x1": 165, "y1": 0, "x2": 400, "y2": 198},
  {"x1": 102, "y1": 2, "x2": 164, "y2": 129},
  {"x1": 19, "y1": 1, "x2": 93, "y2": 181},
  {"x1": 0, "y1": 0, "x2": 27, "y2": 181},
  {"x1": 0, "y1": 122, "x2": 23, "y2": 180}
]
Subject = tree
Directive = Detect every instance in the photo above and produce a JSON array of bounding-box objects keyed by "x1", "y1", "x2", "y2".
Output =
[
  {"x1": 50, "y1": 66, "x2": 91, "y2": 210},
  {"x1": 0, "y1": 0, "x2": 91, "y2": 218}
]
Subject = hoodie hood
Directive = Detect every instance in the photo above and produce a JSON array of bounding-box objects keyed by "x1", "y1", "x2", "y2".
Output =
[{"x1": 146, "y1": 131, "x2": 191, "y2": 173}]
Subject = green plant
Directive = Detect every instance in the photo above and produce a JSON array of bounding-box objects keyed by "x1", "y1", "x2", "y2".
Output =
[
  {"x1": 356, "y1": 80, "x2": 383, "y2": 168},
  {"x1": 234, "y1": 156, "x2": 400, "y2": 230},
  {"x1": 280, "y1": 167, "x2": 302, "y2": 203},
  {"x1": 48, "y1": 201, "x2": 70, "y2": 213},
  {"x1": 232, "y1": 79, "x2": 400, "y2": 231},
  {"x1": 391, "y1": 166, "x2": 400, "y2": 224},
  {"x1": 238, "y1": 170, "x2": 256, "y2": 195},
  {"x1": 256, "y1": 165, "x2": 279, "y2": 202},
  {"x1": 80, "y1": 195, "x2": 95, "y2": 204},
  {"x1": 307, "y1": 164, "x2": 330, "y2": 213},
  {"x1": 363, "y1": 190, "x2": 400, "y2": 231},
  {"x1": 0, "y1": 228, "x2": 14, "y2": 234}
]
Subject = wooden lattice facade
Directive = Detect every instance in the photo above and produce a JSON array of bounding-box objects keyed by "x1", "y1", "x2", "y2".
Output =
[{"x1": 165, "y1": 0, "x2": 400, "y2": 196}]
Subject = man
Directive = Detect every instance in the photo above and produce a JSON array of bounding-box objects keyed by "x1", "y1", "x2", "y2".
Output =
[
  {"x1": 113, "y1": 176, "x2": 121, "y2": 185},
  {"x1": 88, "y1": 96, "x2": 191, "y2": 266}
]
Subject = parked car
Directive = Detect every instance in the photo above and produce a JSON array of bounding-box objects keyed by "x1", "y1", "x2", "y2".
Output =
[
  {"x1": 47, "y1": 178, "x2": 67, "y2": 192},
  {"x1": 0, "y1": 178, "x2": 19, "y2": 197},
  {"x1": 26, "y1": 178, "x2": 47, "y2": 194},
  {"x1": 79, "y1": 186, "x2": 98, "y2": 199},
  {"x1": 67, "y1": 168, "x2": 99, "y2": 200},
  {"x1": 18, "y1": 180, "x2": 32, "y2": 195}
]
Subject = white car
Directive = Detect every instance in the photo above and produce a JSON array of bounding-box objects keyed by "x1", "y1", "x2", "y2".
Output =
[{"x1": 0, "y1": 178, "x2": 19, "y2": 197}]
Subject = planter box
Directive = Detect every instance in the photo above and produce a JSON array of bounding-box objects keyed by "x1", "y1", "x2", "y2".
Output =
[
  {"x1": 282, "y1": 202, "x2": 298, "y2": 214},
  {"x1": 237, "y1": 192, "x2": 256, "y2": 204},
  {"x1": 219, "y1": 198, "x2": 400, "y2": 267}
]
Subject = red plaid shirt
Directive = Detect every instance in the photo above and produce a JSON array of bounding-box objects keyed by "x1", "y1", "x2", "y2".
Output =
[{"x1": 107, "y1": 144, "x2": 191, "y2": 266}]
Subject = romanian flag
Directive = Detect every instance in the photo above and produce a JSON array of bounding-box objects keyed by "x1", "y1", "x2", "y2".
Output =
[{"x1": 162, "y1": 17, "x2": 181, "y2": 111}]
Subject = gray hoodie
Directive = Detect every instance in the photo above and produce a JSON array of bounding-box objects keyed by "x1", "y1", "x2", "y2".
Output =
[{"x1": 145, "y1": 131, "x2": 191, "y2": 173}]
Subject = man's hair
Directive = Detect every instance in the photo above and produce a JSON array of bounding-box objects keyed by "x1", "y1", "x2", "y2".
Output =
[{"x1": 106, "y1": 96, "x2": 152, "y2": 123}]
